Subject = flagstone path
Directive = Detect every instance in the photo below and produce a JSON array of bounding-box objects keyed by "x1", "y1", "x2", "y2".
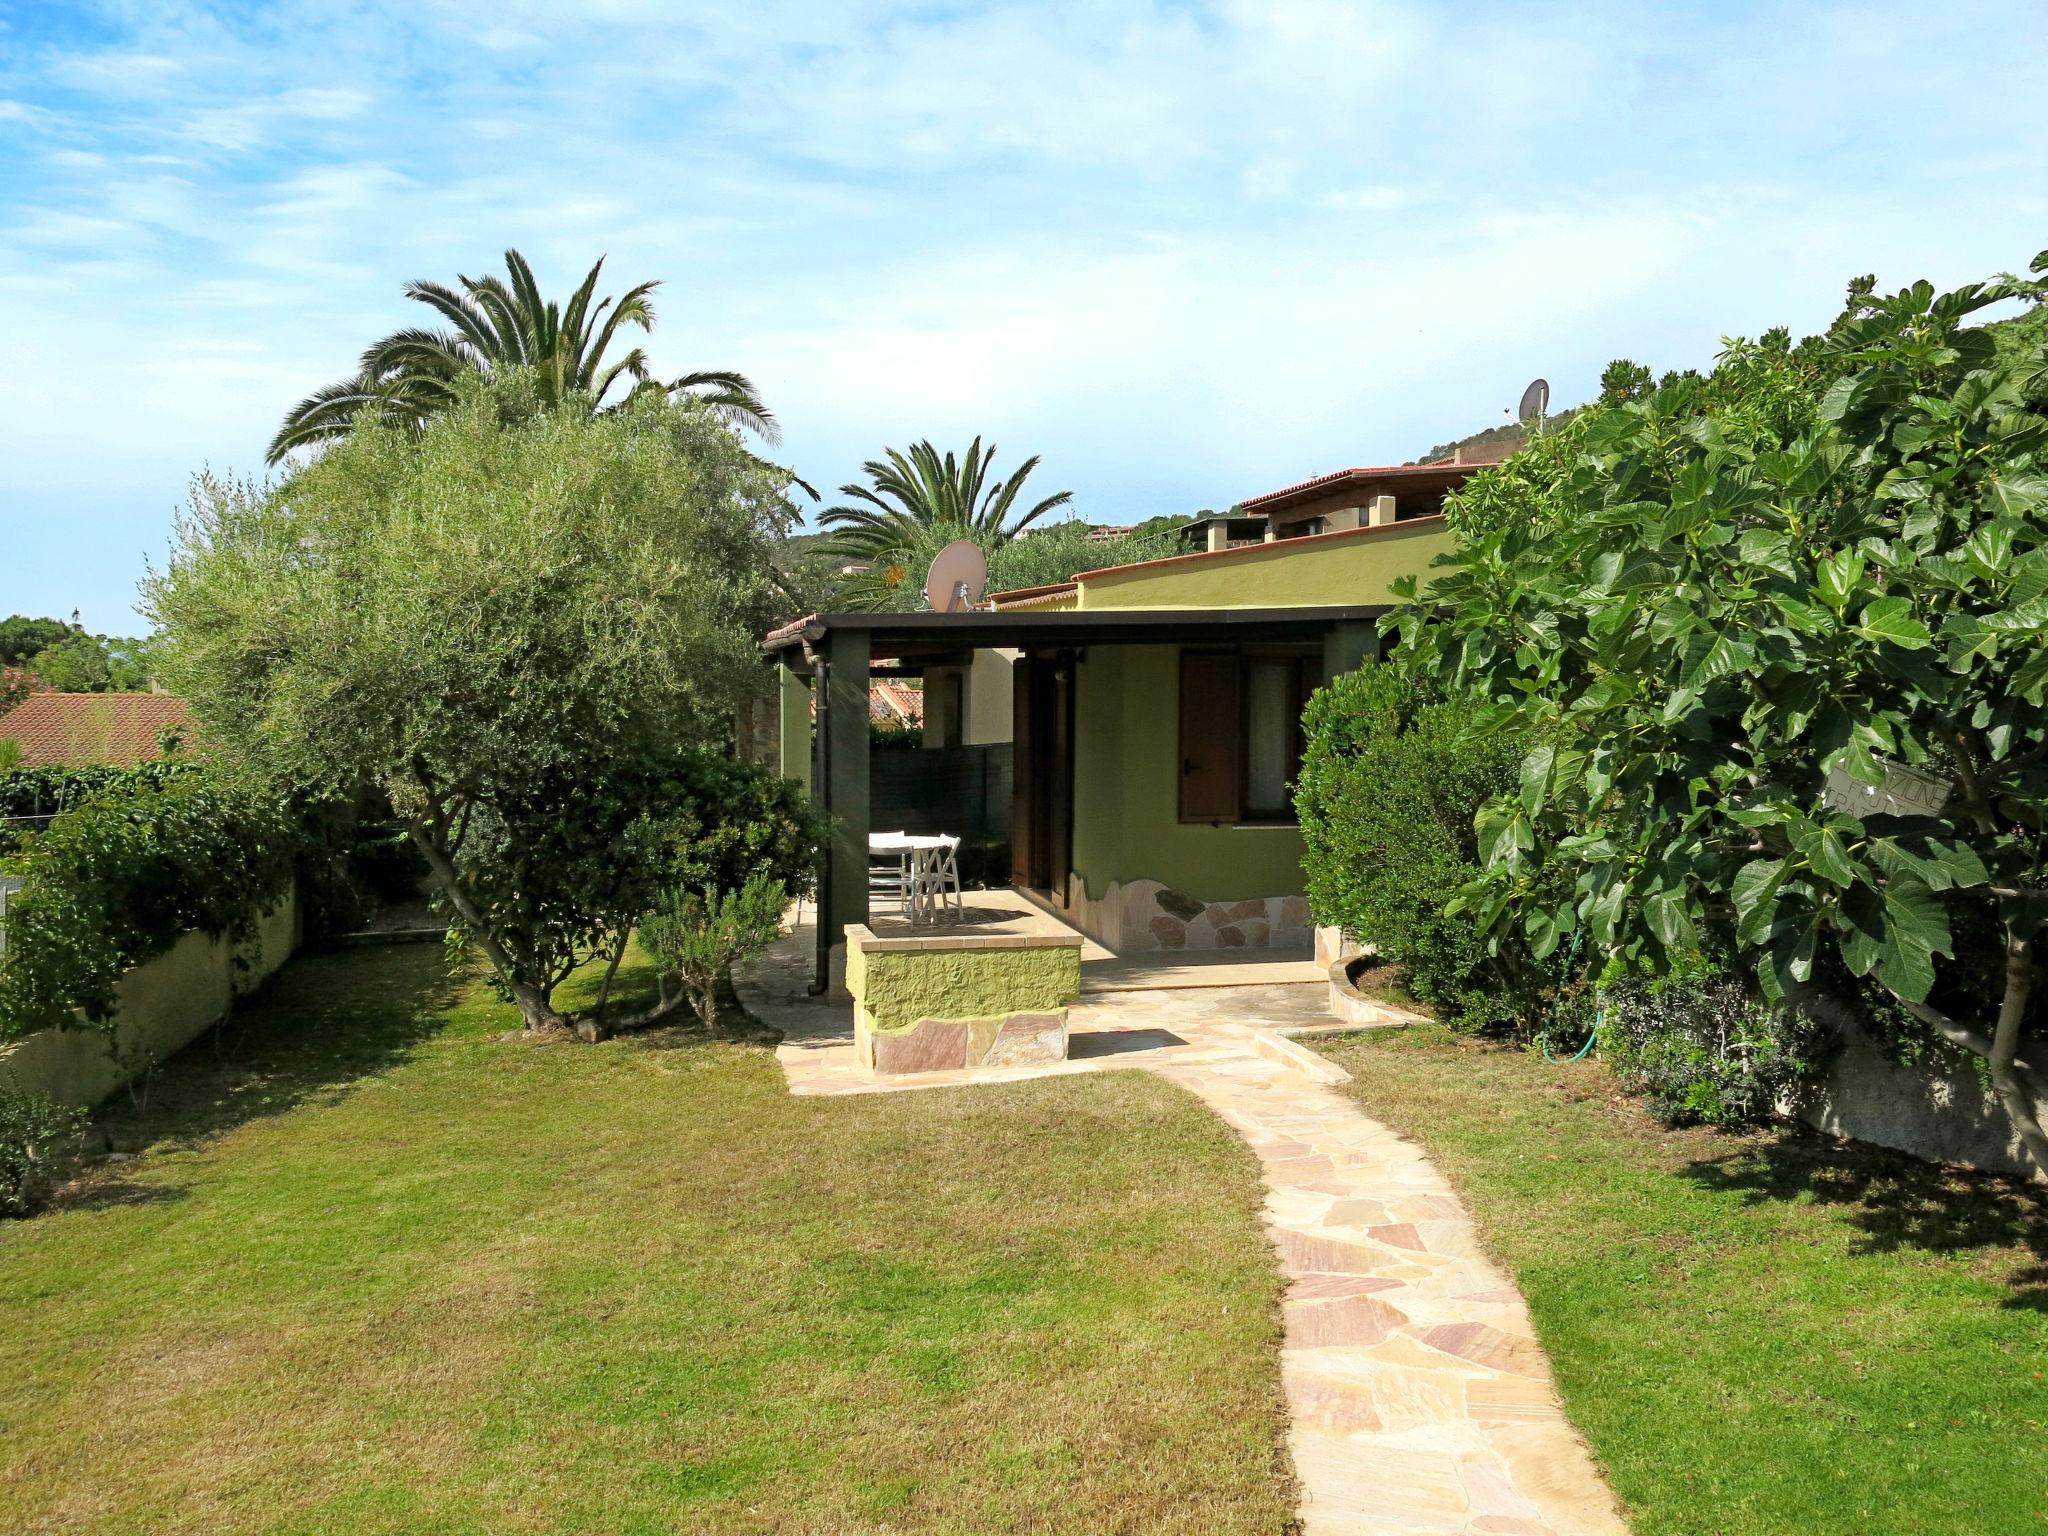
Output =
[{"x1": 741, "y1": 934, "x2": 1628, "y2": 1535}]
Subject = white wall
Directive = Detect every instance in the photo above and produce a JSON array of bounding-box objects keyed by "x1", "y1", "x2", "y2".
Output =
[{"x1": 921, "y1": 648, "x2": 1018, "y2": 748}]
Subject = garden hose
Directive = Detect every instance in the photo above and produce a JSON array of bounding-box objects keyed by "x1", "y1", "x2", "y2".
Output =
[
  {"x1": 1541, "y1": 1013, "x2": 1601, "y2": 1063},
  {"x1": 1540, "y1": 928, "x2": 1603, "y2": 1063}
]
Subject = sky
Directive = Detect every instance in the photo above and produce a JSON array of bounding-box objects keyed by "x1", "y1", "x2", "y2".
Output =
[{"x1": 2, "y1": 1, "x2": 2044, "y2": 633}]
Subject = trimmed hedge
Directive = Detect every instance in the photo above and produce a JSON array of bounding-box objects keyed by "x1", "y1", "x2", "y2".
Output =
[
  {"x1": 1297, "y1": 666, "x2": 1549, "y2": 1033},
  {"x1": 0, "y1": 762, "x2": 198, "y2": 854}
]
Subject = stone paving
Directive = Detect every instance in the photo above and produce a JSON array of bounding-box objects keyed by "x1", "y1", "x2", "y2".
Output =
[{"x1": 741, "y1": 928, "x2": 1628, "y2": 1535}]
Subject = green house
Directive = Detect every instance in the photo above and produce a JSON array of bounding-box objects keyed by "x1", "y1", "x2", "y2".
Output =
[{"x1": 763, "y1": 462, "x2": 1467, "y2": 988}]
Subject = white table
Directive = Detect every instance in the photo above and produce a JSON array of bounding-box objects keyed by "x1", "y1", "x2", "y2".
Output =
[{"x1": 869, "y1": 833, "x2": 953, "y2": 925}]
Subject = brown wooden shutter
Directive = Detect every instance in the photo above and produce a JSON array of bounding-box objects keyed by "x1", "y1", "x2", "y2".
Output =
[{"x1": 1179, "y1": 651, "x2": 1241, "y2": 822}]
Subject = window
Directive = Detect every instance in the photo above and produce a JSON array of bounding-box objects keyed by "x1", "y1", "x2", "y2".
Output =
[{"x1": 1178, "y1": 649, "x2": 1319, "y2": 824}]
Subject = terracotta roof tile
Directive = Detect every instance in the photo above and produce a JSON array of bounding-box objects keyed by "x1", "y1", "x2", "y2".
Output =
[
  {"x1": 986, "y1": 580, "x2": 1079, "y2": 609},
  {"x1": 1239, "y1": 460, "x2": 1466, "y2": 509},
  {"x1": 870, "y1": 680, "x2": 924, "y2": 725},
  {"x1": 0, "y1": 693, "x2": 194, "y2": 767}
]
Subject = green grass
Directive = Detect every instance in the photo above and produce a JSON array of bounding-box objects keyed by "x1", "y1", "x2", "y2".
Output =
[
  {"x1": 1323, "y1": 1023, "x2": 2048, "y2": 1536},
  {"x1": 0, "y1": 945, "x2": 1294, "y2": 1535}
]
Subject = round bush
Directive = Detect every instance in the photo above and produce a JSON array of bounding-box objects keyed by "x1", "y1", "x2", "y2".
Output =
[{"x1": 1297, "y1": 666, "x2": 1545, "y2": 1033}]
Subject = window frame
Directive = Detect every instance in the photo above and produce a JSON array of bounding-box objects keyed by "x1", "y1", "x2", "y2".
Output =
[{"x1": 1177, "y1": 646, "x2": 1321, "y2": 827}]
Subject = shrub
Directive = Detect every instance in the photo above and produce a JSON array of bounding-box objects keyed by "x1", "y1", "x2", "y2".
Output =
[
  {"x1": 1601, "y1": 969, "x2": 1836, "y2": 1127},
  {"x1": 640, "y1": 875, "x2": 788, "y2": 1030},
  {"x1": 1388, "y1": 254, "x2": 2048, "y2": 1174},
  {"x1": 1297, "y1": 665, "x2": 1553, "y2": 1032},
  {"x1": 442, "y1": 744, "x2": 823, "y2": 1028},
  {"x1": 665, "y1": 751, "x2": 825, "y2": 903},
  {"x1": 0, "y1": 1088, "x2": 86, "y2": 1217},
  {"x1": 0, "y1": 761, "x2": 200, "y2": 855},
  {"x1": 0, "y1": 768, "x2": 298, "y2": 1040},
  {"x1": 146, "y1": 374, "x2": 802, "y2": 1034}
]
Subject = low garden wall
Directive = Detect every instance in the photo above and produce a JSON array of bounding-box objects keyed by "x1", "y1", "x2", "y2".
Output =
[
  {"x1": 0, "y1": 893, "x2": 300, "y2": 1108},
  {"x1": 1801, "y1": 1021, "x2": 2048, "y2": 1183},
  {"x1": 845, "y1": 923, "x2": 1080, "y2": 1074}
]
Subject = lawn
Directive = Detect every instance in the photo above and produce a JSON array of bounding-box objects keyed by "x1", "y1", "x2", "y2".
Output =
[
  {"x1": 0, "y1": 944, "x2": 1294, "y2": 1536},
  {"x1": 1323, "y1": 1023, "x2": 2048, "y2": 1536}
]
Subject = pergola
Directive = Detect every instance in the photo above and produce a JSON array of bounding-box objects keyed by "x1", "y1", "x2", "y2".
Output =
[{"x1": 762, "y1": 605, "x2": 1386, "y2": 989}]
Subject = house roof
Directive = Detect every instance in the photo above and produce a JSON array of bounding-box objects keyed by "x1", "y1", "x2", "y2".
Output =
[
  {"x1": 1240, "y1": 460, "x2": 1472, "y2": 514},
  {"x1": 1070, "y1": 513, "x2": 1447, "y2": 585},
  {"x1": 0, "y1": 692, "x2": 194, "y2": 767},
  {"x1": 985, "y1": 580, "x2": 1079, "y2": 609},
  {"x1": 762, "y1": 604, "x2": 1389, "y2": 669},
  {"x1": 764, "y1": 612, "x2": 817, "y2": 645},
  {"x1": 870, "y1": 680, "x2": 924, "y2": 725}
]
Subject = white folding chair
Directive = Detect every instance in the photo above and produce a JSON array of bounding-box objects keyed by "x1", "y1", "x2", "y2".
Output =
[
  {"x1": 912, "y1": 835, "x2": 963, "y2": 922},
  {"x1": 868, "y1": 832, "x2": 912, "y2": 920}
]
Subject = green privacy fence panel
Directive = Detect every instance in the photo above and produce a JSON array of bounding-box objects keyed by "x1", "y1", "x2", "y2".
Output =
[{"x1": 869, "y1": 743, "x2": 1012, "y2": 889}]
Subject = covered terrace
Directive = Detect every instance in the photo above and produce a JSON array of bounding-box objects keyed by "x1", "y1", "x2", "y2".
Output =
[{"x1": 762, "y1": 605, "x2": 1384, "y2": 992}]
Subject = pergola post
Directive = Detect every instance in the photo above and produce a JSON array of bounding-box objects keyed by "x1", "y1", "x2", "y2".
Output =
[
  {"x1": 1324, "y1": 619, "x2": 1380, "y2": 679},
  {"x1": 816, "y1": 625, "x2": 872, "y2": 989}
]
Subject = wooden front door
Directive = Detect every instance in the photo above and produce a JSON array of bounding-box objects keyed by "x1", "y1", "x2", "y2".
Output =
[{"x1": 1011, "y1": 654, "x2": 1074, "y2": 893}]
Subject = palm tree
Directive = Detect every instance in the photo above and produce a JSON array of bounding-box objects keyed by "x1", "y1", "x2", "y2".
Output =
[
  {"x1": 267, "y1": 249, "x2": 775, "y2": 463},
  {"x1": 821, "y1": 436, "x2": 1070, "y2": 575}
]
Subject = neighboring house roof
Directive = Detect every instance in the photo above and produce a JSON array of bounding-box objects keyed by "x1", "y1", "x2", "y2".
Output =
[
  {"x1": 795, "y1": 675, "x2": 926, "y2": 725},
  {"x1": 1240, "y1": 460, "x2": 1470, "y2": 514},
  {"x1": 870, "y1": 680, "x2": 923, "y2": 726},
  {"x1": 0, "y1": 692, "x2": 194, "y2": 767},
  {"x1": 986, "y1": 580, "x2": 1080, "y2": 610}
]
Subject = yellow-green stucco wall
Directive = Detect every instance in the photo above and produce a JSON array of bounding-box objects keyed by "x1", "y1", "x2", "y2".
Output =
[
  {"x1": 1069, "y1": 644, "x2": 1306, "y2": 904},
  {"x1": 847, "y1": 940, "x2": 1081, "y2": 1034},
  {"x1": 1077, "y1": 518, "x2": 1453, "y2": 610},
  {"x1": 0, "y1": 894, "x2": 300, "y2": 1108}
]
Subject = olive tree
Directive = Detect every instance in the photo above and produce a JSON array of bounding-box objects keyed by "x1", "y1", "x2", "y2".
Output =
[
  {"x1": 145, "y1": 372, "x2": 803, "y2": 1035},
  {"x1": 1393, "y1": 257, "x2": 2048, "y2": 1175}
]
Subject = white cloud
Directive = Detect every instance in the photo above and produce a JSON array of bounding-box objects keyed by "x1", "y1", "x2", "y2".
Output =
[
  {"x1": 3, "y1": 0, "x2": 2047, "y2": 627},
  {"x1": 43, "y1": 50, "x2": 184, "y2": 93},
  {"x1": 1318, "y1": 185, "x2": 1413, "y2": 213}
]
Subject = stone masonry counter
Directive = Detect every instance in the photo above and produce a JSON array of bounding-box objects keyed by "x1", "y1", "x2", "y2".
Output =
[{"x1": 844, "y1": 924, "x2": 1082, "y2": 1075}]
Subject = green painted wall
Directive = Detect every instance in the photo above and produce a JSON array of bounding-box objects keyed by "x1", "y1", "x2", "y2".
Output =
[
  {"x1": 777, "y1": 664, "x2": 812, "y2": 792},
  {"x1": 1078, "y1": 518, "x2": 1454, "y2": 610},
  {"x1": 822, "y1": 627, "x2": 872, "y2": 940},
  {"x1": 849, "y1": 941, "x2": 1080, "y2": 1034},
  {"x1": 1069, "y1": 645, "x2": 1306, "y2": 903}
]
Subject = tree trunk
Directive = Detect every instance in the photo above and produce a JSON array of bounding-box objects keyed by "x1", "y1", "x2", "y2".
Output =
[
  {"x1": 600, "y1": 989, "x2": 694, "y2": 1033},
  {"x1": 1882, "y1": 924, "x2": 2048, "y2": 1184},
  {"x1": 593, "y1": 931, "x2": 630, "y2": 1025},
  {"x1": 1988, "y1": 924, "x2": 2048, "y2": 1180},
  {"x1": 403, "y1": 820, "x2": 567, "y2": 1035}
]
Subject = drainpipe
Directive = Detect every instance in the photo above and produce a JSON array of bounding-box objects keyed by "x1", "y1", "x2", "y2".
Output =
[{"x1": 808, "y1": 640, "x2": 830, "y2": 994}]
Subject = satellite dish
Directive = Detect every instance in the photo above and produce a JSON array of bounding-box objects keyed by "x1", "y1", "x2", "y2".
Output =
[
  {"x1": 1516, "y1": 377, "x2": 1551, "y2": 426},
  {"x1": 925, "y1": 540, "x2": 987, "y2": 613}
]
